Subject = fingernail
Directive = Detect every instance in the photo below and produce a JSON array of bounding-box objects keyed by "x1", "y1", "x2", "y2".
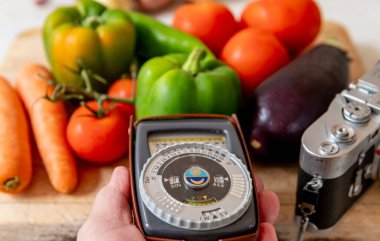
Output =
[{"x1": 110, "y1": 166, "x2": 127, "y2": 184}]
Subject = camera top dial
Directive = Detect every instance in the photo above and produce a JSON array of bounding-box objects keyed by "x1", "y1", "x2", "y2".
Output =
[
  {"x1": 139, "y1": 142, "x2": 253, "y2": 231},
  {"x1": 343, "y1": 102, "x2": 371, "y2": 123}
]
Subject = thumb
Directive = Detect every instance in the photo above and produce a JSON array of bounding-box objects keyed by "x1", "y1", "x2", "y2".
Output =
[
  {"x1": 258, "y1": 223, "x2": 278, "y2": 241},
  {"x1": 90, "y1": 166, "x2": 133, "y2": 224}
]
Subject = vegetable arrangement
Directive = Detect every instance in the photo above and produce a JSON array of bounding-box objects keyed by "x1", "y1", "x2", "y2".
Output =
[
  {"x1": 2, "y1": 0, "x2": 343, "y2": 193},
  {"x1": 173, "y1": 0, "x2": 321, "y2": 101}
]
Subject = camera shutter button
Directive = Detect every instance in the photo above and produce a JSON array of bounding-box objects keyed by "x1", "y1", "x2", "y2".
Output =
[{"x1": 330, "y1": 124, "x2": 355, "y2": 143}]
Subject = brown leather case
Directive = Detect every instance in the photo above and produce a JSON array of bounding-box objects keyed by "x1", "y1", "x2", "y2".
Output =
[{"x1": 129, "y1": 114, "x2": 259, "y2": 241}]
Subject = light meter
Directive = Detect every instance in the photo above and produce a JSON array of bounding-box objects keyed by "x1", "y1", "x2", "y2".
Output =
[{"x1": 129, "y1": 114, "x2": 259, "y2": 241}]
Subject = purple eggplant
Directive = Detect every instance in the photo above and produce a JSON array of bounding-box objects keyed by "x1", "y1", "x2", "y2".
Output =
[{"x1": 240, "y1": 44, "x2": 349, "y2": 163}]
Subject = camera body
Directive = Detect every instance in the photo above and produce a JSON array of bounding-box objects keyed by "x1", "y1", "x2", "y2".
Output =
[
  {"x1": 129, "y1": 114, "x2": 259, "y2": 241},
  {"x1": 296, "y1": 61, "x2": 380, "y2": 231}
]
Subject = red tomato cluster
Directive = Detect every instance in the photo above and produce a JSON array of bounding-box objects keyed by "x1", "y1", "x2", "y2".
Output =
[
  {"x1": 173, "y1": 2, "x2": 237, "y2": 56},
  {"x1": 66, "y1": 78, "x2": 135, "y2": 164},
  {"x1": 240, "y1": 0, "x2": 321, "y2": 55},
  {"x1": 173, "y1": 0, "x2": 321, "y2": 100}
]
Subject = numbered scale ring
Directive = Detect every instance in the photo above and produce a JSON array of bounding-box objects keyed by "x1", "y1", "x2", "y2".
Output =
[{"x1": 139, "y1": 143, "x2": 253, "y2": 230}]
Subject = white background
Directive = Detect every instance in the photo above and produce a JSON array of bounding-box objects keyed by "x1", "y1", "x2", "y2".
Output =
[{"x1": 0, "y1": 0, "x2": 379, "y2": 70}]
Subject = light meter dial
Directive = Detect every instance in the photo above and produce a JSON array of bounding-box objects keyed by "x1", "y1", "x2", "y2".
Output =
[{"x1": 139, "y1": 143, "x2": 253, "y2": 231}]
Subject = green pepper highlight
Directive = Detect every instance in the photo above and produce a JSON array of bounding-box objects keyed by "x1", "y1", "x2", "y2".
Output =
[
  {"x1": 43, "y1": 0, "x2": 136, "y2": 91},
  {"x1": 136, "y1": 48, "x2": 241, "y2": 119}
]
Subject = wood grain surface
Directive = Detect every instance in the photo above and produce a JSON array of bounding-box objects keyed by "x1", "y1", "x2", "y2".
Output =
[{"x1": 0, "y1": 22, "x2": 376, "y2": 241}]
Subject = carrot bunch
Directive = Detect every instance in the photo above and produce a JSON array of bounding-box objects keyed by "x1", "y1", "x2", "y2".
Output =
[{"x1": 0, "y1": 64, "x2": 78, "y2": 194}]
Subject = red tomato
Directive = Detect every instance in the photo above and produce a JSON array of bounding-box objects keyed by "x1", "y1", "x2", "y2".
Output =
[
  {"x1": 107, "y1": 77, "x2": 135, "y2": 116},
  {"x1": 173, "y1": 2, "x2": 237, "y2": 56},
  {"x1": 66, "y1": 101, "x2": 130, "y2": 163},
  {"x1": 221, "y1": 28, "x2": 289, "y2": 100},
  {"x1": 241, "y1": 0, "x2": 321, "y2": 55}
]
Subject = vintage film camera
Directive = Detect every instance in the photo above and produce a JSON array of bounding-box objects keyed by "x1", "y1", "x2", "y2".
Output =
[
  {"x1": 129, "y1": 114, "x2": 259, "y2": 241},
  {"x1": 295, "y1": 61, "x2": 380, "y2": 239}
]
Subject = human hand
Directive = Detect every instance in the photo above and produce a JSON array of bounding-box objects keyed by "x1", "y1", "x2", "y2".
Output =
[{"x1": 77, "y1": 166, "x2": 280, "y2": 241}]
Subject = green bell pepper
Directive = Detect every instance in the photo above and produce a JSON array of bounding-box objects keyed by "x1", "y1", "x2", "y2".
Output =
[
  {"x1": 43, "y1": 0, "x2": 135, "y2": 91},
  {"x1": 125, "y1": 11, "x2": 215, "y2": 62},
  {"x1": 136, "y1": 48, "x2": 241, "y2": 119}
]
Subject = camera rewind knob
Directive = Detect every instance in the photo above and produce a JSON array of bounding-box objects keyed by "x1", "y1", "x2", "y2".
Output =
[{"x1": 343, "y1": 102, "x2": 371, "y2": 123}]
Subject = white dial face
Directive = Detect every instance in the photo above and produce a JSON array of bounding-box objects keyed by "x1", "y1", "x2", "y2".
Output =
[{"x1": 139, "y1": 143, "x2": 252, "y2": 231}]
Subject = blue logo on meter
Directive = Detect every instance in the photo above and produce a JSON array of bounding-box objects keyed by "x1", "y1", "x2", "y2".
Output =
[{"x1": 184, "y1": 167, "x2": 210, "y2": 189}]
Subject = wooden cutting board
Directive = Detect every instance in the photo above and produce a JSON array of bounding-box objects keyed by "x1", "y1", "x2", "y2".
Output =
[{"x1": 0, "y1": 22, "x2": 376, "y2": 241}]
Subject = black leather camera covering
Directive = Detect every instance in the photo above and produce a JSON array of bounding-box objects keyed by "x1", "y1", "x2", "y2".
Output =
[{"x1": 295, "y1": 147, "x2": 375, "y2": 229}]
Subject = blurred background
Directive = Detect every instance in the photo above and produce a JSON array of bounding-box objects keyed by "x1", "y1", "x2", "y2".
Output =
[{"x1": 0, "y1": 0, "x2": 379, "y2": 70}]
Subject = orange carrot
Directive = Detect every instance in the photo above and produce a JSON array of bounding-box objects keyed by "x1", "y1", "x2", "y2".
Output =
[
  {"x1": 0, "y1": 77, "x2": 33, "y2": 194},
  {"x1": 15, "y1": 64, "x2": 78, "y2": 194}
]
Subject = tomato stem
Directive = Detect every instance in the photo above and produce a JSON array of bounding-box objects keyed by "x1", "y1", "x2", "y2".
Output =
[
  {"x1": 45, "y1": 59, "x2": 135, "y2": 118},
  {"x1": 96, "y1": 95, "x2": 107, "y2": 118},
  {"x1": 106, "y1": 96, "x2": 134, "y2": 104},
  {"x1": 80, "y1": 101, "x2": 98, "y2": 116},
  {"x1": 47, "y1": 84, "x2": 135, "y2": 104}
]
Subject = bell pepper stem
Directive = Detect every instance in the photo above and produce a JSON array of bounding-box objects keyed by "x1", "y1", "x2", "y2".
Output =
[
  {"x1": 82, "y1": 16, "x2": 103, "y2": 29},
  {"x1": 182, "y1": 47, "x2": 206, "y2": 75}
]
